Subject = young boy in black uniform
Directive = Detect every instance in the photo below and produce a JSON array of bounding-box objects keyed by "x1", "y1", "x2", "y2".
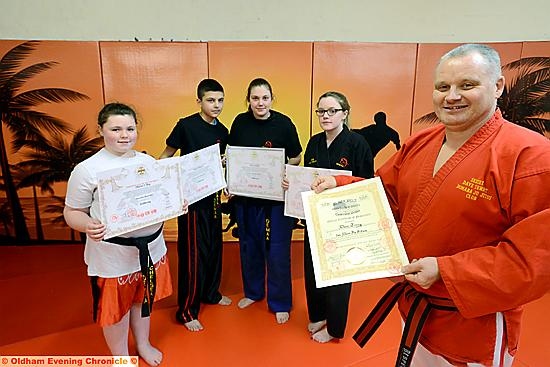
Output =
[{"x1": 159, "y1": 79, "x2": 231, "y2": 331}]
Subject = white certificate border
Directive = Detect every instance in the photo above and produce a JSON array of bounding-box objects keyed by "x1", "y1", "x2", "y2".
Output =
[
  {"x1": 180, "y1": 143, "x2": 227, "y2": 206},
  {"x1": 226, "y1": 145, "x2": 285, "y2": 201},
  {"x1": 98, "y1": 159, "x2": 185, "y2": 239},
  {"x1": 284, "y1": 165, "x2": 351, "y2": 219}
]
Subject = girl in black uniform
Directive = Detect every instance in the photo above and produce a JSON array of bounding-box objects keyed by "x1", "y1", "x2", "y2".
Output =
[
  {"x1": 303, "y1": 91, "x2": 373, "y2": 342},
  {"x1": 228, "y1": 78, "x2": 302, "y2": 324}
]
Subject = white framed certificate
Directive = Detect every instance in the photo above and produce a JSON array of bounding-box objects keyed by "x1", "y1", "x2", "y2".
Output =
[
  {"x1": 226, "y1": 145, "x2": 285, "y2": 201},
  {"x1": 302, "y1": 177, "x2": 409, "y2": 287},
  {"x1": 284, "y1": 164, "x2": 351, "y2": 219},
  {"x1": 97, "y1": 158, "x2": 185, "y2": 239},
  {"x1": 180, "y1": 143, "x2": 227, "y2": 205}
]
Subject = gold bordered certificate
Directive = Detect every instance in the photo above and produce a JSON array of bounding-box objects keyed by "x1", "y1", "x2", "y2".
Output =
[
  {"x1": 284, "y1": 165, "x2": 351, "y2": 219},
  {"x1": 302, "y1": 177, "x2": 409, "y2": 287},
  {"x1": 180, "y1": 143, "x2": 227, "y2": 205},
  {"x1": 226, "y1": 145, "x2": 285, "y2": 201},
  {"x1": 97, "y1": 157, "x2": 185, "y2": 239}
]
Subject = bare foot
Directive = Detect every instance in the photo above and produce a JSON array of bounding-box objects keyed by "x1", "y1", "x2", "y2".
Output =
[
  {"x1": 184, "y1": 319, "x2": 204, "y2": 332},
  {"x1": 275, "y1": 312, "x2": 290, "y2": 324},
  {"x1": 218, "y1": 295, "x2": 232, "y2": 306},
  {"x1": 137, "y1": 343, "x2": 162, "y2": 366},
  {"x1": 237, "y1": 297, "x2": 256, "y2": 309},
  {"x1": 308, "y1": 320, "x2": 327, "y2": 334},
  {"x1": 312, "y1": 328, "x2": 335, "y2": 343}
]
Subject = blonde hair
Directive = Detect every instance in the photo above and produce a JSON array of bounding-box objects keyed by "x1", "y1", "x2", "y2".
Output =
[{"x1": 317, "y1": 91, "x2": 350, "y2": 127}]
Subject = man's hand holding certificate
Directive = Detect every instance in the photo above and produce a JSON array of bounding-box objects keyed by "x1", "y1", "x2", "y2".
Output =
[
  {"x1": 284, "y1": 164, "x2": 351, "y2": 219},
  {"x1": 302, "y1": 177, "x2": 409, "y2": 287}
]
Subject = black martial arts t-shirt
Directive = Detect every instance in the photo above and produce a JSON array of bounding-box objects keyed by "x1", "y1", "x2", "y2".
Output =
[
  {"x1": 228, "y1": 109, "x2": 302, "y2": 160},
  {"x1": 166, "y1": 112, "x2": 228, "y2": 155},
  {"x1": 165, "y1": 113, "x2": 229, "y2": 209},
  {"x1": 304, "y1": 125, "x2": 373, "y2": 179}
]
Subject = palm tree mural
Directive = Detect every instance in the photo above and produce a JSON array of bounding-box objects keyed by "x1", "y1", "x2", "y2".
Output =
[
  {"x1": 11, "y1": 165, "x2": 49, "y2": 242},
  {"x1": 0, "y1": 41, "x2": 89, "y2": 242},
  {"x1": 0, "y1": 176, "x2": 14, "y2": 238},
  {"x1": 414, "y1": 56, "x2": 550, "y2": 136},
  {"x1": 44, "y1": 196, "x2": 83, "y2": 242},
  {"x1": 13, "y1": 126, "x2": 103, "y2": 241},
  {"x1": 499, "y1": 57, "x2": 550, "y2": 134},
  {"x1": 0, "y1": 201, "x2": 13, "y2": 237}
]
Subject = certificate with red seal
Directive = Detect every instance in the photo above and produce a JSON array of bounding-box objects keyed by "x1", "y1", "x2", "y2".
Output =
[
  {"x1": 302, "y1": 177, "x2": 409, "y2": 287},
  {"x1": 97, "y1": 157, "x2": 185, "y2": 239},
  {"x1": 226, "y1": 146, "x2": 286, "y2": 201},
  {"x1": 180, "y1": 143, "x2": 227, "y2": 205}
]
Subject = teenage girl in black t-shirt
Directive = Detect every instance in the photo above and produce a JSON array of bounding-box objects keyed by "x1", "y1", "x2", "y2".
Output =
[
  {"x1": 300, "y1": 91, "x2": 373, "y2": 342},
  {"x1": 228, "y1": 78, "x2": 302, "y2": 324}
]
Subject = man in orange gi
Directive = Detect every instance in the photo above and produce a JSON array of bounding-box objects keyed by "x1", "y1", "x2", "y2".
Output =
[{"x1": 312, "y1": 44, "x2": 550, "y2": 366}]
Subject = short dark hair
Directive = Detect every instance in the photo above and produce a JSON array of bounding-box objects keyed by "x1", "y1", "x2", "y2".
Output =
[
  {"x1": 98, "y1": 103, "x2": 137, "y2": 127},
  {"x1": 197, "y1": 79, "x2": 224, "y2": 99}
]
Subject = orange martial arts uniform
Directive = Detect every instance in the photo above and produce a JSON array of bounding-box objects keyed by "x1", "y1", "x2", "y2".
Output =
[
  {"x1": 95, "y1": 256, "x2": 172, "y2": 327},
  {"x1": 337, "y1": 110, "x2": 550, "y2": 365}
]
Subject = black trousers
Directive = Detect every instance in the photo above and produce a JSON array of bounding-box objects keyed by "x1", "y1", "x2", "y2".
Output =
[
  {"x1": 176, "y1": 204, "x2": 223, "y2": 322},
  {"x1": 304, "y1": 230, "x2": 352, "y2": 338}
]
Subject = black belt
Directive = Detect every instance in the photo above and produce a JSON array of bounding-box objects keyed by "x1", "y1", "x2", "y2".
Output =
[
  {"x1": 104, "y1": 225, "x2": 164, "y2": 318},
  {"x1": 353, "y1": 282, "x2": 457, "y2": 367}
]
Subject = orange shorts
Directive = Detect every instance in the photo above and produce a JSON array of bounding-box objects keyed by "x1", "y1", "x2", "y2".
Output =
[{"x1": 95, "y1": 255, "x2": 172, "y2": 327}]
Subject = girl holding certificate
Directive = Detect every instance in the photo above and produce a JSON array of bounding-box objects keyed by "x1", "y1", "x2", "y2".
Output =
[
  {"x1": 228, "y1": 78, "x2": 302, "y2": 324},
  {"x1": 303, "y1": 91, "x2": 374, "y2": 342},
  {"x1": 64, "y1": 103, "x2": 183, "y2": 366}
]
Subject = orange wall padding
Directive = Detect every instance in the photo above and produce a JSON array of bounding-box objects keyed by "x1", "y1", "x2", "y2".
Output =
[{"x1": 1, "y1": 40, "x2": 549, "y2": 241}]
